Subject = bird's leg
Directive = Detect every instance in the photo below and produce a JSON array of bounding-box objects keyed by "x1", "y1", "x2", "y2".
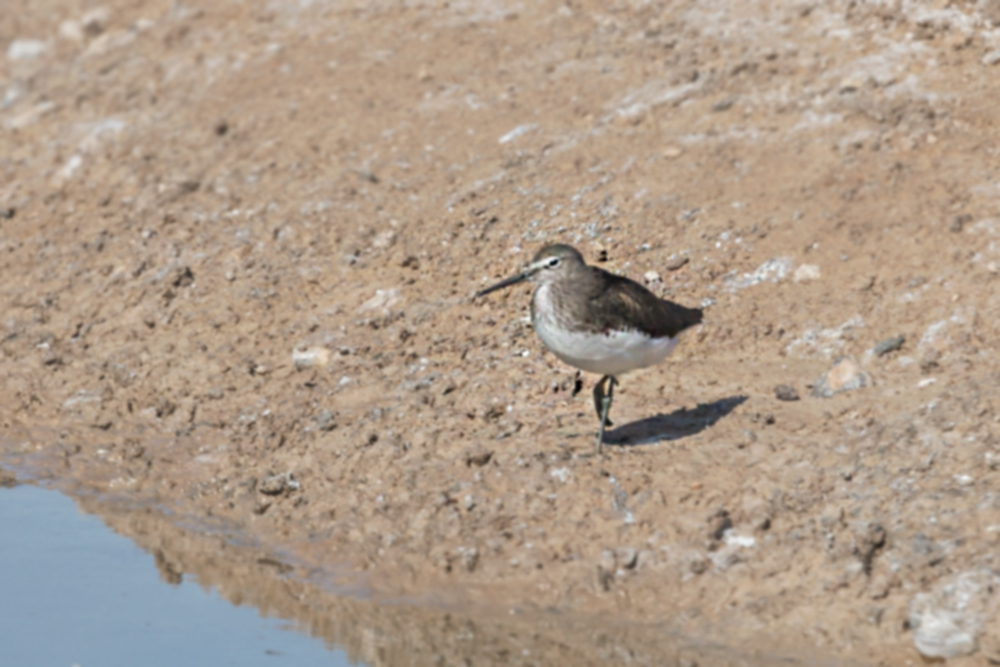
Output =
[
  {"x1": 592, "y1": 375, "x2": 614, "y2": 425},
  {"x1": 596, "y1": 376, "x2": 617, "y2": 454}
]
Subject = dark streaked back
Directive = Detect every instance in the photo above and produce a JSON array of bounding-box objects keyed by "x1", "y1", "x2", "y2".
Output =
[{"x1": 553, "y1": 266, "x2": 703, "y2": 339}]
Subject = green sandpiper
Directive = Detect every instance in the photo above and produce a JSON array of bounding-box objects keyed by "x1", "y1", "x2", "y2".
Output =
[{"x1": 477, "y1": 243, "x2": 703, "y2": 453}]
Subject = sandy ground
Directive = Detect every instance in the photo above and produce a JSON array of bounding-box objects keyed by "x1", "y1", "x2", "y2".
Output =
[{"x1": 4, "y1": 0, "x2": 1000, "y2": 664}]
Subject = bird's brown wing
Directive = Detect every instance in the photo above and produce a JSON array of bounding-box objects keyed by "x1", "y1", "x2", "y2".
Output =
[{"x1": 586, "y1": 269, "x2": 703, "y2": 339}]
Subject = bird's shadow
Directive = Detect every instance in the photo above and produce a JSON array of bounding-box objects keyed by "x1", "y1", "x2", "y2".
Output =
[{"x1": 603, "y1": 395, "x2": 748, "y2": 447}]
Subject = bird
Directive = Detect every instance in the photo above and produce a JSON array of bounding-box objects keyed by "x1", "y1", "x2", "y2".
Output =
[{"x1": 476, "y1": 243, "x2": 703, "y2": 453}]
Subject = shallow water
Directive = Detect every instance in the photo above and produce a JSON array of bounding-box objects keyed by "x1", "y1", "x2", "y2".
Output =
[
  {"x1": 0, "y1": 464, "x2": 844, "y2": 667},
  {"x1": 0, "y1": 483, "x2": 358, "y2": 667}
]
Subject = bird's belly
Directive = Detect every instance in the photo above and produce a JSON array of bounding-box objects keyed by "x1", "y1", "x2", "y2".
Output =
[{"x1": 535, "y1": 318, "x2": 680, "y2": 377}]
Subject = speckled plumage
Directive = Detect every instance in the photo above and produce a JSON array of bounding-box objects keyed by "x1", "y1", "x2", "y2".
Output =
[
  {"x1": 476, "y1": 243, "x2": 704, "y2": 453},
  {"x1": 529, "y1": 245, "x2": 702, "y2": 339}
]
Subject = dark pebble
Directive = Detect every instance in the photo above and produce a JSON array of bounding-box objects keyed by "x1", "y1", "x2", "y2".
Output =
[
  {"x1": 950, "y1": 213, "x2": 972, "y2": 233},
  {"x1": 873, "y1": 335, "x2": 905, "y2": 357},
  {"x1": 712, "y1": 96, "x2": 736, "y2": 112},
  {"x1": 774, "y1": 384, "x2": 800, "y2": 401},
  {"x1": 259, "y1": 472, "x2": 296, "y2": 495},
  {"x1": 665, "y1": 255, "x2": 689, "y2": 271},
  {"x1": 708, "y1": 508, "x2": 733, "y2": 540},
  {"x1": 315, "y1": 409, "x2": 338, "y2": 431},
  {"x1": 465, "y1": 449, "x2": 493, "y2": 467},
  {"x1": 0, "y1": 468, "x2": 17, "y2": 487}
]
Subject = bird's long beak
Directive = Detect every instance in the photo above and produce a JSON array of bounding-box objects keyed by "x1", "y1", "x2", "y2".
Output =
[{"x1": 475, "y1": 271, "x2": 530, "y2": 298}]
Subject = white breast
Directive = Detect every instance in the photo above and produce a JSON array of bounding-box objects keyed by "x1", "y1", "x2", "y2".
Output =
[{"x1": 532, "y1": 284, "x2": 682, "y2": 377}]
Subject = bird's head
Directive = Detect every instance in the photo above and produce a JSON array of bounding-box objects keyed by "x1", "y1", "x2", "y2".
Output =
[{"x1": 476, "y1": 244, "x2": 585, "y2": 297}]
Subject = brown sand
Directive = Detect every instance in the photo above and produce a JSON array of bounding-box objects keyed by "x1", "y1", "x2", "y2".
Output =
[{"x1": 4, "y1": 1, "x2": 1000, "y2": 663}]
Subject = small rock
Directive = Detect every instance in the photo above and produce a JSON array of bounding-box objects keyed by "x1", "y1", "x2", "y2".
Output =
[
  {"x1": 869, "y1": 572, "x2": 899, "y2": 600},
  {"x1": 460, "y1": 547, "x2": 479, "y2": 572},
  {"x1": 550, "y1": 467, "x2": 571, "y2": 483},
  {"x1": 643, "y1": 270, "x2": 661, "y2": 284},
  {"x1": 774, "y1": 384, "x2": 800, "y2": 401},
  {"x1": 738, "y1": 429, "x2": 757, "y2": 449},
  {"x1": 854, "y1": 274, "x2": 876, "y2": 291},
  {"x1": 707, "y1": 508, "x2": 733, "y2": 541},
  {"x1": 909, "y1": 569, "x2": 1000, "y2": 659},
  {"x1": 793, "y1": 264, "x2": 821, "y2": 283},
  {"x1": 59, "y1": 20, "x2": 85, "y2": 42},
  {"x1": 664, "y1": 255, "x2": 689, "y2": 271},
  {"x1": 123, "y1": 439, "x2": 144, "y2": 460},
  {"x1": 41, "y1": 349, "x2": 63, "y2": 367},
  {"x1": 597, "y1": 550, "x2": 616, "y2": 591},
  {"x1": 0, "y1": 468, "x2": 17, "y2": 488},
  {"x1": 371, "y1": 229, "x2": 396, "y2": 249},
  {"x1": 433, "y1": 492, "x2": 455, "y2": 508},
  {"x1": 81, "y1": 7, "x2": 112, "y2": 36},
  {"x1": 688, "y1": 554, "x2": 709, "y2": 575},
  {"x1": 358, "y1": 288, "x2": 400, "y2": 313},
  {"x1": 812, "y1": 356, "x2": 871, "y2": 398},
  {"x1": 662, "y1": 146, "x2": 683, "y2": 158},
  {"x1": 7, "y1": 39, "x2": 49, "y2": 61},
  {"x1": 154, "y1": 398, "x2": 177, "y2": 419},
  {"x1": 616, "y1": 547, "x2": 638, "y2": 570},
  {"x1": 292, "y1": 346, "x2": 331, "y2": 369},
  {"x1": 982, "y1": 49, "x2": 1000, "y2": 66},
  {"x1": 854, "y1": 523, "x2": 886, "y2": 575},
  {"x1": 727, "y1": 257, "x2": 793, "y2": 290},
  {"x1": 839, "y1": 77, "x2": 864, "y2": 93},
  {"x1": 315, "y1": 409, "x2": 337, "y2": 432},
  {"x1": 170, "y1": 266, "x2": 193, "y2": 288},
  {"x1": 83, "y1": 29, "x2": 134, "y2": 57},
  {"x1": 464, "y1": 449, "x2": 493, "y2": 467},
  {"x1": 920, "y1": 349, "x2": 941, "y2": 374},
  {"x1": 723, "y1": 532, "x2": 756, "y2": 548},
  {"x1": 712, "y1": 96, "x2": 736, "y2": 112},
  {"x1": 259, "y1": 472, "x2": 299, "y2": 496},
  {"x1": 950, "y1": 214, "x2": 972, "y2": 233},
  {"x1": 873, "y1": 335, "x2": 905, "y2": 357}
]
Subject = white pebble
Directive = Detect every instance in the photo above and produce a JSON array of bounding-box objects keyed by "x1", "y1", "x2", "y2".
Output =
[
  {"x1": 793, "y1": 264, "x2": 821, "y2": 283},
  {"x1": 59, "y1": 20, "x2": 84, "y2": 42},
  {"x1": 7, "y1": 39, "x2": 48, "y2": 60},
  {"x1": 910, "y1": 570, "x2": 1000, "y2": 658},
  {"x1": 292, "y1": 346, "x2": 332, "y2": 369}
]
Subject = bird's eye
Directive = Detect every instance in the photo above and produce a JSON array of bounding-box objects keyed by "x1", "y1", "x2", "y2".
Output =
[{"x1": 547, "y1": 257, "x2": 561, "y2": 268}]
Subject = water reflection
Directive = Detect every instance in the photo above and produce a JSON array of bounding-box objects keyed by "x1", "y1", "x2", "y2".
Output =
[
  {"x1": 0, "y1": 482, "x2": 356, "y2": 667},
  {"x1": 0, "y1": 471, "x2": 845, "y2": 667}
]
